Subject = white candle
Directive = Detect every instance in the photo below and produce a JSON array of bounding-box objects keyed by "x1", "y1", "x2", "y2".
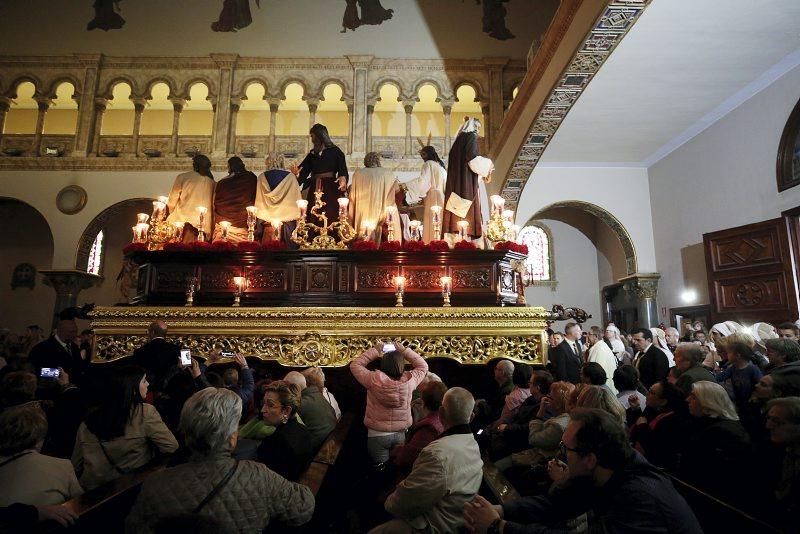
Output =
[
  {"x1": 385, "y1": 206, "x2": 397, "y2": 225},
  {"x1": 271, "y1": 219, "x2": 282, "y2": 241},
  {"x1": 393, "y1": 275, "x2": 406, "y2": 290},
  {"x1": 296, "y1": 199, "x2": 308, "y2": 218},
  {"x1": 457, "y1": 220, "x2": 469, "y2": 241},
  {"x1": 431, "y1": 205, "x2": 442, "y2": 222},
  {"x1": 440, "y1": 276, "x2": 452, "y2": 292},
  {"x1": 197, "y1": 206, "x2": 207, "y2": 228},
  {"x1": 219, "y1": 221, "x2": 231, "y2": 240},
  {"x1": 137, "y1": 213, "x2": 150, "y2": 224},
  {"x1": 135, "y1": 222, "x2": 149, "y2": 243},
  {"x1": 409, "y1": 220, "x2": 421, "y2": 241},
  {"x1": 151, "y1": 200, "x2": 166, "y2": 222},
  {"x1": 490, "y1": 195, "x2": 505, "y2": 215},
  {"x1": 362, "y1": 221, "x2": 376, "y2": 240},
  {"x1": 510, "y1": 224, "x2": 520, "y2": 242},
  {"x1": 246, "y1": 206, "x2": 257, "y2": 225},
  {"x1": 173, "y1": 221, "x2": 185, "y2": 241}
]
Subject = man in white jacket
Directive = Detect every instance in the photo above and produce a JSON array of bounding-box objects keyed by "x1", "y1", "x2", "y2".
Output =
[
  {"x1": 370, "y1": 387, "x2": 482, "y2": 534},
  {"x1": 586, "y1": 326, "x2": 619, "y2": 395}
]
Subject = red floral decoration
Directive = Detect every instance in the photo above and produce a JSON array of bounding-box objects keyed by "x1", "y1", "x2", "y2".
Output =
[
  {"x1": 191, "y1": 241, "x2": 213, "y2": 250},
  {"x1": 122, "y1": 242, "x2": 147, "y2": 255},
  {"x1": 262, "y1": 241, "x2": 288, "y2": 251},
  {"x1": 211, "y1": 240, "x2": 234, "y2": 250},
  {"x1": 163, "y1": 242, "x2": 192, "y2": 252},
  {"x1": 454, "y1": 240, "x2": 478, "y2": 251},
  {"x1": 401, "y1": 240, "x2": 426, "y2": 252},
  {"x1": 236, "y1": 241, "x2": 262, "y2": 251},
  {"x1": 426, "y1": 240, "x2": 450, "y2": 252},
  {"x1": 379, "y1": 240, "x2": 402, "y2": 252},
  {"x1": 494, "y1": 241, "x2": 529, "y2": 254},
  {"x1": 352, "y1": 240, "x2": 378, "y2": 252}
]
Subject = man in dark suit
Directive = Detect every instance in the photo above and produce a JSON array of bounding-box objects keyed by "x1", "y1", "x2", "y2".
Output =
[
  {"x1": 548, "y1": 322, "x2": 583, "y2": 383},
  {"x1": 132, "y1": 321, "x2": 181, "y2": 393},
  {"x1": 630, "y1": 328, "x2": 669, "y2": 389},
  {"x1": 28, "y1": 319, "x2": 85, "y2": 379}
]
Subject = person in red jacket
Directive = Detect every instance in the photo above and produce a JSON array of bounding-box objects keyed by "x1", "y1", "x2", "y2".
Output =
[
  {"x1": 350, "y1": 341, "x2": 428, "y2": 468},
  {"x1": 389, "y1": 380, "x2": 447, "y2": 473}
]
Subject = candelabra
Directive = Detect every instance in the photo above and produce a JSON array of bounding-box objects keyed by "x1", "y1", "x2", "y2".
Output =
[
  {"x1": 394, "y1": 275, "x2": 405, "y2": 307},
  {"x1": 197, "y1": 207, "x2": 207, "y2": 242},
  {"x1": 440, "y1": 276, "x2": 452, "y2": 307},
  {"x1": 232, "y1": 276, "x2": 247, "y2": 307},
  {"x1": 185, "y1": 275, "x2": 199, "y2": 307},
  {"x1": 146, "y1": 197, "x2": 177, "y2": 250},
  {"x1": 291, "y1": 191, "x2": 357, "y2": 249},
  {"x1": 409, "y1": 220, "x2": 421, "y2": 241},
  {"x1": 385, "y1": 206, "x2": 398, "y2": 242}
]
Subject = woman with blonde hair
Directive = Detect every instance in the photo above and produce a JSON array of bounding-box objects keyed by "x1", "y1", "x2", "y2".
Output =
[
  {"x1": 680, "y1": 381, "x2": 754, "y2": 506},
  {"x1": 257, "y1": 381, "x2": 315, "y2": 480},
  {"x1": 574, "y1": 385, "x2": 627, "y2": 427}
]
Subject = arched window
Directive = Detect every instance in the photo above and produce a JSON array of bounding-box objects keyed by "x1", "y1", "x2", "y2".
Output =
[
  {"x1": 519, "y1": 224, "x2": 553, "y2": 282},
  {"x1": 87, "y1": 230, "x2": 104, "y2": 275}
]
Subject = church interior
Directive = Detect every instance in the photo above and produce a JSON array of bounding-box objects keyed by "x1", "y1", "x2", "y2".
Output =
[{"x1": 1, "y1": 0, "x2": 799, "y2": 532}]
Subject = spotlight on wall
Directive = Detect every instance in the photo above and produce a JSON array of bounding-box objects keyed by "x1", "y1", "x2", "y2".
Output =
[{"x1": 681, "y1": 289, "x2": 697, "y2": 304}]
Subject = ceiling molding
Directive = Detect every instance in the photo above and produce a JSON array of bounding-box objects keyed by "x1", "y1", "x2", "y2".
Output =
[
  {"x1": 535, "y1": 161, "x2": 646, "y2": 169},
  {"x1": 641, "y1": 46, "x2": 800, "y2": 168},
  {"x1": 496, "y1": 0, "x2": 653, "y2": 210}
]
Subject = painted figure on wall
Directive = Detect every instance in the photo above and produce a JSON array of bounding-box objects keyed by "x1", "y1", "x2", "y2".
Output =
[
  {"x1": 10, "y1": 263, "x2": 36, "y2": 290},
  {"x1": 341, "y1": 0, "x2": 394, "y2": 33},
  {"x1": 481, "y1": 0, "x2": 515, "y2": 40},
  {"x1": 212, "y1": 0, "x2": 260, "y2": 32},
  {"x1": 87, "y1": 0, "x2": 125, "y2": 31}
]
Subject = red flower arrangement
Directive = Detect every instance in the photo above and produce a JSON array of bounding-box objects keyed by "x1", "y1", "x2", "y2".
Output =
[
  {"x1": 454, "y1": 240, "x2": 477, "y2": 251},
  {"x1": 401, "y1": 240, "x2": 426, "y2": 252},
  {"x1": 262, "y1": 241, "x2": 288, "y2": 251},
  {"x1": 379, "y1": 240, "x2": 402, "y2": 252},
  {"x1": 352, "y1": 240, "x2": 378, "y2": 252},
  {"x1": 211, "y1": 240, "x2": 234, "y2": 250},
  {"x1": 426, "y1": 240, "x2": 450, "y2": 252},
  {"x1": 236, "y1": 241, "x2": 262, "y2": 251},
  {"x1": 163, "y1": 242, "x2": 192, "y2": 252},
  {"x1": 494, "y1": 241, "x2": 529, "y2": 254},
  {"x1": 122, "y1": 242, "x2": 147, "y2": 255},
  {"x1": 191, "y1": 240, "x2": 213, "y2": 251}
]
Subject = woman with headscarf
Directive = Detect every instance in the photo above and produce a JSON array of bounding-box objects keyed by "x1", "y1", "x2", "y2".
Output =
[
  {"x1": 650, "y1": 327, "x2": 675, "y2": 367},
  {"x1": 166, "y1": 154, "x2": 215, "y2": 242},
  {"x1": 402, "y1": 145, "x2": 447, "y2": 243},
  {"x1": 605, "y1": 324, "x2": 628, "y2": 364}
]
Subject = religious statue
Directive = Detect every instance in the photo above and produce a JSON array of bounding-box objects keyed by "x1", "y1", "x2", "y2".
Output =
[
  {"x1": 212, "y1": 0, "x2": 259, "y2": 32},
  {"x1": 348, "y1": 152, "x2": 401, "y2": 244},
  {"x1": 212, "y1": 157, "x2": 258, "y2": 242},
  {"x1": 255, "y1": 154, "x2": 302, "y2": 245},
  {"x1": 402, "y1": 142, "x2": 447, "y2": 243},
  {"x1": 87, "y1": 0, "x2": 125, "y2": 31},
  {"x1": 166, "y1": 154, "x2": 215, "y2": 242},
  {"x1": 442, "y1": 117, "x2": 493, "y2": 245}
]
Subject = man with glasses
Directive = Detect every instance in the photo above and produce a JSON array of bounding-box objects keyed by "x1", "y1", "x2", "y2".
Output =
[{"x1": 464, "y1": 408, "x2": 701, "y2": 533}]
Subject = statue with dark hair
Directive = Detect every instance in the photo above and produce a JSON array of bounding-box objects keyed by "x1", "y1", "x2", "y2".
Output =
[
  {"x1": 403, "y1": 144, "x2": 447, "y2": 242},
  {"x1": 166, "y1": 155, "x2": 215, "y2": 242},
  {"x1": 212, "y1": 157, "x2": 258, "y2": 242}
]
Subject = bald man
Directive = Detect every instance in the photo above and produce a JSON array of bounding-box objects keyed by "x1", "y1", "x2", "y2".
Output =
[
  {"x1": 284, "y1": 370, "x2": 336, "y2": 450},
  {"x1": 132, "y1": 321, "x2": 182, "y2": 393},
  {"x1": 372, "y1": 387, "x2": 482, "y2": 534}
]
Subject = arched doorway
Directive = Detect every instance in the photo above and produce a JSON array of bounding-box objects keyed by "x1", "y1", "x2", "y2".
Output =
[{"x1": 0, "y1": 197, "x2": 55, "y2": 333}]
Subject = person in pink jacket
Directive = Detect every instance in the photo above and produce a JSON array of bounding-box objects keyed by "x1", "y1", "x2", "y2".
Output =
[{"x1": 350, "y1": 341, "x2": 429, "y2": 467}]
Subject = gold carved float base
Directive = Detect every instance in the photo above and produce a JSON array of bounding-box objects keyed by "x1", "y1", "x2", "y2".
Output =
[{"x1": 90, "y1": 306, "x2": 550, "y2": 367}]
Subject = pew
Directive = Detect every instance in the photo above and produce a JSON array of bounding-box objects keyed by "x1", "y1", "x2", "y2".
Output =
[
  {"x1": 481, "y1": 456, "x2": 521, "y2": 505},
  {"x1": 297, "y1": 412, "x2": 354, "y2": 496}
]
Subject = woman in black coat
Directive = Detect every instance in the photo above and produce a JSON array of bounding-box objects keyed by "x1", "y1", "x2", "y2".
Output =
[{"x1": 257, "y1": 380, "x2": 314, "y2": 481}]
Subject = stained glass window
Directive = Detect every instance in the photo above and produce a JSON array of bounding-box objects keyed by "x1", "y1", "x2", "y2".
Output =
[
  {"x1": 519, "y1": 225, "x2": 551, "y2": 281},
  {"x1": 87, "y1": 230, "x2": 103, "y2": 275}
]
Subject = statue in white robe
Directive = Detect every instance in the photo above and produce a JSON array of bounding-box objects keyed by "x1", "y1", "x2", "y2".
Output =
[
  {"x1": 403, "y1": 146, "x2": 447, "y2": 243},
  {"x1": 348, "y1": 152, "x2": 401, "y2": 243}
]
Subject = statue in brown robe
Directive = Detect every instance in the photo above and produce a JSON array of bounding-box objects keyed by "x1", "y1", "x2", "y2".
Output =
[{"x1": 213, "y1": 157, "x2": 257, "y2": 242}]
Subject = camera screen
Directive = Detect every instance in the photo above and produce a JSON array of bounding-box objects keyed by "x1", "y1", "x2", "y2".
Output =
[
  {"x1": 40, "y1": 367, "x2": 60, "y2": 378},
  {"x1": 180, "y1": 349, "x2": 191, "y2": 366},
  {"x1": 383, "y1": 343, "x2": 396, "y2": 353}
]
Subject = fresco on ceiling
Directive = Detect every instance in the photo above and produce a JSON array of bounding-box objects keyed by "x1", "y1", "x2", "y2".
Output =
[{"x1": 86, "y1": 0, "x2": 518, "y2": 41}]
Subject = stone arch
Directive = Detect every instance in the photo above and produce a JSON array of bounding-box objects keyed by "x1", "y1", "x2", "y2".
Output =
[
  {"x1": 453, "y1": 79, "x2": 486, "y2": 103},
  {"x1": 144, "y1": 76, "x2": 178, "y2": 100},
  {"x1": 75, "y1": 198, "x2": 153, "y2": 272},
  {"x1": 530, "y1": 200, "x2": 637, "y2": 276},
  {"x1": 235, "y1": 77, "x2": 269, "y2": 100},
  {"x1": 4, "y1": 74, "x2": 43, "y2": 98},
  {"x1": 279, "y1": 77, "x2": 310, "y2": 98},
  {"x1": 504, "y1": 78, "x2": 523, "y2": 102},
  {"x1": 317, "y1": 78, "x2": 350, "y2": 101},
  {"x1": 100, "y1": 76, "x2": 140, "y2": 100},
  {"x1": 44, "y1": 76, "x2": 82, "y2": 100},
  {"x1": 181, "y1": 77, "x2": 217, "y2": 100},
  {"x1": 0, "y1": 196, "x2": 54, "y2": 252},
  {"x1": 411, "y1": 79, "x2": 445, "y2": 101},
  {"x1": 370, "y1": 77, "x2": 406, "y2": 102}
]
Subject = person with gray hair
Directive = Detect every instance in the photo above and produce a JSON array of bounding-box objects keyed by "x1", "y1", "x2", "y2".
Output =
[
  {"x1": 674, "y1": 343, "x2": 714, "y2": 396},
  {"x1": 765, "y1": 337, "x2": 800, "y2": 373},
  {"x1": 372, "y1": 387, "x2": 482, "y2": 533},
  {"x1": 284, "y1": 370, "x2": 336, "y2": 450},
  {"x1": 126, "y1": 388, "x2": 314, "y2": 533},
  {"x1": 347, "y1": 151, "x2": 401, "y2": 244},
  {"x1": 0, "y1": 404, "x2": 83, "y2": 507}
]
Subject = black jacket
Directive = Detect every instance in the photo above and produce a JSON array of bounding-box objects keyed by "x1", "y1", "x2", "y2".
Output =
[
  {"x1": 257, "y1": 417, "x2": 315, "y2": 481},
  {"x1": 132, "y1": 338, "x2": 181, "y2": 392},
  {"x1": 548, "y1": 339, "x2": 583, "y2": 384},
  {"x1": 29, "y1": 336, "x2": 85, "y2": 378},
  {"x1": 633, "y1": 344, "x2": 669, "y2": 389}
]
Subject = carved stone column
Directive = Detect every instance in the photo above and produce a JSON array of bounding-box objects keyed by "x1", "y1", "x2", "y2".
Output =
[
  {"x1": 345, "y1": 99, "x2": 354, "y2": 154},
  {"x1": 129, "y1": 97, "x2": 147, "y2": 157},
  {"x1": 0, "y1": 97, "x2": 10, "y2": 147},
  {"x1": 366, "y1": 101, "x2": 375, "y2": 153},
  {"x1": 346, "y1": 55, "x2": 373, "y2": 157},
  {"x1": 440, "y1": 98, "x2": 454, "y2": 156},
  {"x1": 483, "y1": 57, "x2": 508, "y2": 154},
  {"x1": 71, "y1": 53, "x2": 102, "y2": 157},
  {"x1": 91, "y1": 98, "x2": 107, "y2": 156},
  {"x1": 305, "y1": 97, "x2": 319, "y2": 154},
  {"x1": 480, "y1": 103, "x2": 491, "y2": 153},
  {"x1": 267, "y1": 98, "x2": 280, "y2": 156},
  {"x1": 169, "y1": 97, "x2": 185, "y2": 157},
  {"x1": 228, "y1": 98, "x2": 241, "y2": 156},
  {"x1": 210, "y1": 53, "x2": 239, "y2": 158},
  {"x1": 32, "y1": 96, "x2": 52, "y2": 156},
  {"x1": 403, "y1": 100, "x2": 415, "y2": 157},
  {"x1": 40, "y1": 270, "x2": 101, "y2": 329},
  {"x1": 620, "y1": 273, "x2": 661, "y2": 328}
]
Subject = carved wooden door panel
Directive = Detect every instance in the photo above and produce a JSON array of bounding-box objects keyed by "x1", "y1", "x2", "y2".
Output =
[{"x1": 704, "y1": 218, "x2": 799, "y2": 324}]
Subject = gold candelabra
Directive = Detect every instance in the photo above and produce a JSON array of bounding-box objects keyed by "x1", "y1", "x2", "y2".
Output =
[{"x1": 291, "y1": 191, "x2": 357, "y2": 249}]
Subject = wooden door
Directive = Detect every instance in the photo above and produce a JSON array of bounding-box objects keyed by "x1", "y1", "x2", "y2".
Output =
[{"x1": 703, "y1": 218, "x2": 799, "y2": 324}]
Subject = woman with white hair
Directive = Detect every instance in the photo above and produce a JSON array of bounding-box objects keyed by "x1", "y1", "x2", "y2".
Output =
[
  {"x1": 125, "y1": 388, "x2": 314, "y2": 533},
  {"x1": 679, "y1": 381, "x2": 754, "y2": 507}
]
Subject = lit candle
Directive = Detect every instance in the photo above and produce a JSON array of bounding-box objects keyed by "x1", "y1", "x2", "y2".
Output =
[
  {"x1": 233, "y1": 276, "x2": 246, "y2": 290},
  {"x1": 246, "y1": 206, "x2": 257, "y2": 226},
  {"x1": 409, "y1": 220, "x2": 421, "y2": 241},
  {"x1": 393, "y1": 275, "x2": 406, "y2": 290},
  {"x1": 457, "y1": 220, "x2": 469, "y2": 242},
  {"x1": 385, "y1": 206, "x2": 398, "y2": 242},
  {"x1": 362, "y1": 221, "x2": 376, "y2": 241},
  {"x1": 337, "y1": 197, "x2": 350, "y2": 221},
  {"x1": 440, "y1": 276, "x2": 451, "y2": 292},
  {"x1": 219, "y1": 221, "x2": 231, "y2": 240},
  {"x1": 271, "y1": 219, "x2": 282, "y2": 241},
  {"x1": 173, "y1": 221, "x2": 185, "y2": 241},
  {"x1": 197, "y1": 206, "x2": 207, "y2": 227},
  {"x1": 490, "y1": 195, "x2": 505, "y2": 215},
  {"x1": 296, "y1": 199, "x2": 308, "y2": 218},
  {"x1": 152, "y1": 200, "x2": 166, "y2": 222},
  {"x1": 135, "y1": 222, "x2": 149, "y2": 243},
  {"x1": 510, "y1": 224, "x2": 520, "y2": 242},
  {"x1": 431, "y1": 206, "x2": 442, "y2": 241},
  {"x1": 131, "y1": 226, "x2": 138, "y2": 243},
  {"x1": 137, "y1": 213, "x2": 150, "y2": 224}
]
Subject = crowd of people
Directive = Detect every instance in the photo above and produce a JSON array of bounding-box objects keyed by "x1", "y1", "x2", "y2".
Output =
[{"x1": 0, "y1": 316, "x2": 798, "y2": 532}]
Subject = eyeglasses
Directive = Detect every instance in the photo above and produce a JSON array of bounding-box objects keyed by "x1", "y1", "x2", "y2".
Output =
[{"x1": 559, "y1": 441, "x2": 585, "y2": 459}]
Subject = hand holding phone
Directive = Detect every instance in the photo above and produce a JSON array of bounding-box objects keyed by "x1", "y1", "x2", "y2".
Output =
[
  {"x1": 180, "y1": 349, "x2": 192, "y2": 367},
  {"x1": 40, "y1": 367, "x2": 61, "y2": 379},
  {"x1": 382, "y1": 343, "x2": 397, "y2": 353}
]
